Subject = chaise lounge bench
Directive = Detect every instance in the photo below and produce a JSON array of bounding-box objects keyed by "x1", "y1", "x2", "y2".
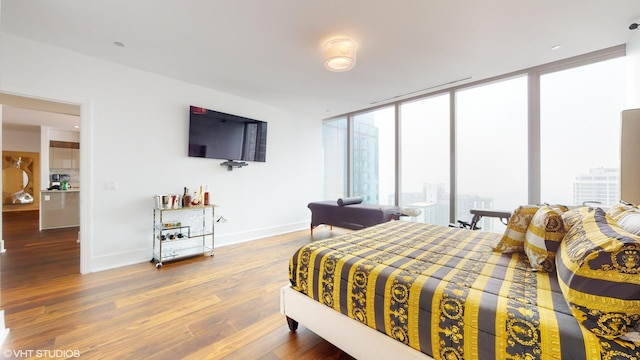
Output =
[{"x1": 307, "y1": 199, "x2": 401, "y2": 235}]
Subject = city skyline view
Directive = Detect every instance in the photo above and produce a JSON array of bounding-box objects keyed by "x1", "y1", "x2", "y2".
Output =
[{"x1": 323, "y1": 55, "x2": 627, "y2": 233}]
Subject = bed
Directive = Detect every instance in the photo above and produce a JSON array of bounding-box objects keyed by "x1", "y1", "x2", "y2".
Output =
[{"x1": 281, "y1": 205, "x2": 640, "y2": 360}]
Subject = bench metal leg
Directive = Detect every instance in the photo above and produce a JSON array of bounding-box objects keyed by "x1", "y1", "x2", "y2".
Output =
[{"x1": 469, "y1": 214, "x2": 482, "y2": 230}]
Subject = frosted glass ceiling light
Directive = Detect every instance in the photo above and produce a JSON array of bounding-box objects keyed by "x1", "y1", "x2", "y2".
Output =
[{"x1": 323, "y1": 37, "x2": 357, "y2": 72}]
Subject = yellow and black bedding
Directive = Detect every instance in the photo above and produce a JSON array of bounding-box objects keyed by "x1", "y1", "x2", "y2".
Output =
[{"x1": 288, "y1": 220, "x2": 638, "y2": 359}]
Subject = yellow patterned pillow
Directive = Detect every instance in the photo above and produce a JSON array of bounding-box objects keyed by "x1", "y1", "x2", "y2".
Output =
[
  {"x1": 557, "y1": 208, "x2": 640, "y2": 339},
  {"x1": 561, "y1": 206, "x2": 594, "y2": 232},
  {"x1": 494, "y1": 205, "x2": 540, "y2": 253},
  {"x1": 524, "y1": 206, "x2": 566, "y2": 272}
]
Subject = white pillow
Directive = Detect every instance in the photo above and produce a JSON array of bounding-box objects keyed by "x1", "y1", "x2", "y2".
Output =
[{"x1": 617, "y1": 210, "x2": 640, "y2": 235}]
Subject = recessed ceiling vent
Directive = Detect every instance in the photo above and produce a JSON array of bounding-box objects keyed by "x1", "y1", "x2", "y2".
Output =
[{"x1": 370, "y1": 77, "x2": 472, "y2": 105}]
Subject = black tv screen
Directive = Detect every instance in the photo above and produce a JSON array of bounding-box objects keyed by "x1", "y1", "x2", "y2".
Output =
[{"x1": 188, "y1": 106, "x2": 267, "y2": 162}]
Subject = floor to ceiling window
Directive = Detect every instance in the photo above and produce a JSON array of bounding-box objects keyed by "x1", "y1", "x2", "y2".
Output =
[
  {"x1": 399, "y1": 94, "x2": 450, "y2": 226},
  {"x1": 322, "y1": 117, "x2": 348, "y2": 200},
  {"x1": 323, "y1": 47, "x2": 626, "y2": 232},
  {"x1": 352, "y1": 107, "x2": 395, "y2": 205},
  {"x1": 540, "y1": 57, "x2": 626, "y2": 207},
  {"x1": 456, "y1": 76, "x2": 528, "y2": 232}
]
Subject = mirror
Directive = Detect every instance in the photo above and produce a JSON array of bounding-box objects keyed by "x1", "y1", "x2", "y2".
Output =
[
  {"x1": 2, "y1": 155, "x2": 35, "y2": 205},
  {"x1": 2, "y1": 167, "x2": 29, "y2": 193}
]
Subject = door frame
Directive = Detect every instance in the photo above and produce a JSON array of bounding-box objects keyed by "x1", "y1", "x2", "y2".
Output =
[{"x1": 0, "y1": 84, "x2": 93, "y2": 274}]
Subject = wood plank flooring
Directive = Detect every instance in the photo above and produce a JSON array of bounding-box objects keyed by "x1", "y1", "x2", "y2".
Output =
[{"x1": 1, "y1": 211, "x2": 355, "y2": 359}]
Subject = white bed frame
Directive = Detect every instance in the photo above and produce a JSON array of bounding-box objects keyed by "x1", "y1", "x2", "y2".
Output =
[{"x1": 280, "y1": 285, "x2": 434, "y2": 360}]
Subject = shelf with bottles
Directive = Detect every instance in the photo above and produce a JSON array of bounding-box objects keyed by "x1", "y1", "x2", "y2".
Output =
[
  {"x1": 153, "y1": 186, "x2": 211, "y2": 210},
  {"x1": 156, "y1": 225, "x2": 190, "y2": 242},
  {"x1": 181, "y1": 185, "x2": 211, "y2": 208},
  {"x1": 152, "y1": 204, "x2": 215, "y2": 268}
]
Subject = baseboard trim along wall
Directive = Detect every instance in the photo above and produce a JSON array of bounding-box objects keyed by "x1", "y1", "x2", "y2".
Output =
[{"x1": 0, "y1": 310, "x2": 10, "y2": 346}]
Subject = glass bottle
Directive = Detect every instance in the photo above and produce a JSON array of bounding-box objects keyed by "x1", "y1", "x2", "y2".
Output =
[{"x1": 183, "y1": 187, "x2": 191, "y2": 208}]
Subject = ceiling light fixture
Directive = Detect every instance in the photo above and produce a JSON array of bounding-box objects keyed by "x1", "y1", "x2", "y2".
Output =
[
  {"x1": 630, "y1": 23, "x2": 639, "y2": 30},
  {"x1": 323, "y1": 37, "x2": 357, "y2": 72}
]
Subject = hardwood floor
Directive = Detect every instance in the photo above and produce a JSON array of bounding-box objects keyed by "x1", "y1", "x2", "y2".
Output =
[{"x1": 1, "y1": 211, "x2": 355, "y2": 359}]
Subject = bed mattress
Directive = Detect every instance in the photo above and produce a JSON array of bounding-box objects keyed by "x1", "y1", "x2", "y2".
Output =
[{"x1": 288, "y1": 220, "x2": 638, "y2": 359}]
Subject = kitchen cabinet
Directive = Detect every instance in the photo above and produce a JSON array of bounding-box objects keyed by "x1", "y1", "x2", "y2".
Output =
[
  {"x1": 71, "y1": 148, "x2": 79, "y2": 169},
  {"x1": 50, "y1": 145, "x2": 79, "y2": 169},
  {"x1": 40, "y1": 190, "x2": 80, "y2": 229}
]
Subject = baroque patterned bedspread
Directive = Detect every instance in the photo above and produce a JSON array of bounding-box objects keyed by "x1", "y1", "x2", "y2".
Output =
[{"x1": 288, "y1": 220, "x2": 638, "y2": 359}]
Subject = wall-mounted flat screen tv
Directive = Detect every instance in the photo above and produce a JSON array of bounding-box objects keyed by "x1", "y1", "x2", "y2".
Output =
[{"x1": 188, "y1": 106, "x2": 267, "y2": 162}]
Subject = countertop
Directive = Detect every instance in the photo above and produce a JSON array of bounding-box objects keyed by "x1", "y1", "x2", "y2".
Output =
[{"x1": 41, "y1": 189, "x2": 80, "y2": 192}]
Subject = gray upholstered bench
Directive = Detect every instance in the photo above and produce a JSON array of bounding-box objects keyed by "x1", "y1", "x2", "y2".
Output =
[{"x1": 307, "y1": 200, "x2": 401, "y2": 235}]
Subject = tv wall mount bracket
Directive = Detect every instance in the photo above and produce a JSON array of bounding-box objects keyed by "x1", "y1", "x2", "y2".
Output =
[{"x1": 221, "y1": 160, "x2": 248, "y2": 171}]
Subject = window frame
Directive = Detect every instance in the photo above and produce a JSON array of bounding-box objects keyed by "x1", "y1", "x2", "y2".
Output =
[{"x1": 323, "y1": 45, "x2": 626, "y2": 224}]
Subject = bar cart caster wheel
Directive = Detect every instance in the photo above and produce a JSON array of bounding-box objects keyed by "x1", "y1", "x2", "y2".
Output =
[{"x1": 156, "y1": 263, "x2": 162, "y2": 268}]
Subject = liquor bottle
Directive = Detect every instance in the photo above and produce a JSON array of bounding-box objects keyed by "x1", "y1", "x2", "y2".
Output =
[
  {"x1": 183, "y1": 187, "x2": 191, "y2": 208},
  {"x1": 204, "y1": 186, "x2": 210, "y2": 206},
  {"x1": 182, "y1": 187, "x2": 188, "y2": 207}
]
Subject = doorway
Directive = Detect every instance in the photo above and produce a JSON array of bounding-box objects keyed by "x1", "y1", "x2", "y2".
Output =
[{"x1": 1, "y1": 95, "x2": 82, "y2": 279}]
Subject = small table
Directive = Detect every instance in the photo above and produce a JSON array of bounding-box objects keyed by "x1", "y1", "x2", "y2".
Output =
[{"x1": 468, "y1": 209, "x2": 511, "y2": 230}]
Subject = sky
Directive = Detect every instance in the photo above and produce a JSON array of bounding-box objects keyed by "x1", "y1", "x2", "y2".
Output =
[{"x1": 368, "y1": 56, "x2": 626, "y2": 212}]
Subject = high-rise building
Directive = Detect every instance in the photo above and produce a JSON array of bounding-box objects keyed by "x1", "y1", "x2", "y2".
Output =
[
  {"x1": 455, "y1": 195, "x2": 497, "y2": 231},
  {"x1": 352, "y1": 115, "x2": 380, "y2": 203},
  {"x1": 322, "y1": 118, "x2": 348, "y2": 200},
  {"x1": 573, "y1": 167, "x2": 620, "y2": 207}
]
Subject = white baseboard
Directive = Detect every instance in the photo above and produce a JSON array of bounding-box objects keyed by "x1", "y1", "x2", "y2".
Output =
[
  {"x1": 0, "y1": 310, "x2": 10, "y2": 346},
  {"x1": 87, "y1": 221, "x2": 309, "y2": 273},
  {"x1": 216, "y1": 221, "x2": 308, "y2": 247}
]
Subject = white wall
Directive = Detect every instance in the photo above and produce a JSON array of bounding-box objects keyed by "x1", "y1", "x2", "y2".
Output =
[
  {"x1": 627, "y1": 31, "x2": 640, "y2": 109},
  {"x1": 50, "y1": 129, "x2": 80, "y2": 143},
  {"x1": 0, "y1": 33, "x2": 323, "y2": 272},
  {"x1": 0, "y1": 105, "x2": 3, "y2": 252},
  {"x1": 39, "y1": 126, "x2": 50, "y2": 190},
  {"x1": 2, "y1": 127, "x2": 40, "y2": 152}
]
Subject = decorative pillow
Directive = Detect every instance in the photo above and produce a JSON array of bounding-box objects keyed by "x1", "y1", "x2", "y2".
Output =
[
  {"x1": 401, "y1": 208, "x2": 422, "y2": 217},
  {"x1": 615, "y1": 208, "x2": 640, "y2": 236},
  {"x1": 607, "y1": 201, "x2": 637, "y2": 218},
  {"x1": 337, "y1": 196, "x2": 363, "y2": 206},
  {"x1": 524, "y1": 206, "x2": 566, "y2": 272},
  {"x1": 561, "y1": 206, "x2": 594, "y2": 232},
  {"x1": 494, "y1": 205, "x2": 540, "y2": 253},
  {"x1": 542, "y1": 203, "x2": 570, "y2": 213},
  {"x1": 556, "y1": 208, "x2": 640, "y2": 339}
]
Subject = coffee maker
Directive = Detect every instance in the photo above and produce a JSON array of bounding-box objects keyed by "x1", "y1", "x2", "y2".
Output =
[
  {"x1": 49, "y1": 174, "x2": 61, "y2": 190},
  {"x1": 49, "y1": 173, "x2": 71, "y2": 190}
]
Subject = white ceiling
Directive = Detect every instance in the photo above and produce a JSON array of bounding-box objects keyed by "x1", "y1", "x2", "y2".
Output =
[
  {"x1": 2, "y1": 1, "x2": 640, "y2": 120},
  {"x1": 2, "y1": 106, "x2": 79, "y2": 133}
]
